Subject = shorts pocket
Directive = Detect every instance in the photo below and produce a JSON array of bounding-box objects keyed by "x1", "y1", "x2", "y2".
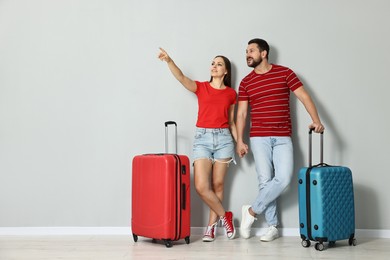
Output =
[
  {"x1": 194, "y1": 129, "x2": 206, "y2": 139},
  {"x1": 194, "y1": 132, "x2": 204, "y2": 139}
]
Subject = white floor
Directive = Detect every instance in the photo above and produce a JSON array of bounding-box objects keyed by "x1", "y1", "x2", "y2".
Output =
[{"x1": 1, "y1": 235, "x2": 389, "y2": 260}]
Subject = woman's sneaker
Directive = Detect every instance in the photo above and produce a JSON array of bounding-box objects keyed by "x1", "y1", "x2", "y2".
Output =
[
  {"x1": 221, "y1": 211, "x2": 236, "y2": 239},
  {"x1": 202, "y1": 222, "x2": 218, "y2": 242}
]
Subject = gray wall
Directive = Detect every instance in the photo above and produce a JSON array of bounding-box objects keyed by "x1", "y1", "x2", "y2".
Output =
[{"x1": 1, "y1": 0, "x2": 389, "y2": 230}]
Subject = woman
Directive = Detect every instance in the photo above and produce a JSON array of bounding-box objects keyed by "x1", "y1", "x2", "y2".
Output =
[{"x1": 158, "y1": 48, "x2": 237, "y2": 242}]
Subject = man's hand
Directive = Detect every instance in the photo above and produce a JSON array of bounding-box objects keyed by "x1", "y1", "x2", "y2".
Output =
[{"x1": 309, "y1": 122, "x2": 325, "y2": 133}]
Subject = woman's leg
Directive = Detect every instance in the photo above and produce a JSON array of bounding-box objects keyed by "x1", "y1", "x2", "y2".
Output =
[
  {"x1": 212, "y1": 159, "x2": 235, "y2": 239},
  {"x1": 206, "y1": 160, "x2": 229, "y2": 225},
  {"x1": 194, "y1": 159, "x2": 226, "y2": 218}
]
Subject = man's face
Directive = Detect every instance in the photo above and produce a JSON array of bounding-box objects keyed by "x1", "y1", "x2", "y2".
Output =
[{"x1": 246, "y1": 43, "x2": 263, "y2": 68}]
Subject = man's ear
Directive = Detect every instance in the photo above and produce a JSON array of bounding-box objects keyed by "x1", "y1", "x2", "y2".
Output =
[{"x1": 261, "y1": 50, "x2": 268, "y2": 59}]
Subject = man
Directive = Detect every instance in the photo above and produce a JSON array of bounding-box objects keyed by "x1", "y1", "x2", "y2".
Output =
[{"x1": 236, "y1": 38, "x2": 324, "y2": 242}]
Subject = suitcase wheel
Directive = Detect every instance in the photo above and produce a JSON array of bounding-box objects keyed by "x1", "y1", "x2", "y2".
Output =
[
  {"x1": 301, "y1": 240, "x2": 311, "y2": 248},
  {"x1": 349, "y1": 238, "x2": 357, "y2": 246},
  {"x1": 315, "y1": 242, "x2": 324, "y2": 251},
  {"x1": 132, "y1": 234, "x2": 138, "y2": 242},
  {"x1": 164, "y1": 239, "x2": 173, "y2": 248},
  {"x1": 185, "y1": 236, "x2": 190, "y2": 244}
]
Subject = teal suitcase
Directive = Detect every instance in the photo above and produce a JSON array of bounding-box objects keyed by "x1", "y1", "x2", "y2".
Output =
[{"x1": 298, "y1": 130, "x2": 356, "y2": 251}]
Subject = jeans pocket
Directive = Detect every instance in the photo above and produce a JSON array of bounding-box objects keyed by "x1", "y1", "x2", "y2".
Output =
[{"x1": 194, "y1": 131, "x2": 204, "y2": 139}]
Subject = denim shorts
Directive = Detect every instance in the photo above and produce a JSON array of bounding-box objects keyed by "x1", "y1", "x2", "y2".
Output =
[{"x1": 193, "y1": 127, "x2": 235, "y2": 164}]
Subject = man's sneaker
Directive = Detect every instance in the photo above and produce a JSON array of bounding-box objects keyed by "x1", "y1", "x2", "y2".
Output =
[
  {"x1": 240, "y1": 205, "x2": 256, "y2": 239},
  {"x1": 221, "y1": 211, "x2": 236, "y2": 239},
  {"x1": 260, "y1": 225, "x2": 279, "y2": 242},
  {"x1": 202, "y1": 222, "x2": 218, "y2": 242}
]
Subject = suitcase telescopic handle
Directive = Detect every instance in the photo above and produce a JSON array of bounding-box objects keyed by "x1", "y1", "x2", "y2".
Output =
[
  {"x1": 165, "y1": 121, "x2": 178, "y2": 153},
  {"x1": 164, "y1": 121, "x2": 177, "y2": 127},
  {"x1": 308, "y1": 128, "x2": 324, "y2": 167}
]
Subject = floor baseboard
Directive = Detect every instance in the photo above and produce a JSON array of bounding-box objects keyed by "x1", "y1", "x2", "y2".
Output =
[
  {"x1": 0, "y1": 227, "x2": 389, "y2": 238},
  {"x1": 192, "y1": 227, "x2": 390, "y2": 238}
]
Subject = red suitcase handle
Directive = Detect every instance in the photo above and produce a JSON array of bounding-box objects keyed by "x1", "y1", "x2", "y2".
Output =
[{"x1": 165, "y1": 121, "x2": 178, "y2": 154}]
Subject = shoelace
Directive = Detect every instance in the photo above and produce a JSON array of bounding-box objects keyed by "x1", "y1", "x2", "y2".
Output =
[
  {"x1": 221, "y1": 216, "x2": 233, "y2": 234},
  {"x1": 204, "y1": 226, "x2": 214, "y2": 237},
  {"x1": 204, "y1": 222, "x2": 217, "y2": 237}
]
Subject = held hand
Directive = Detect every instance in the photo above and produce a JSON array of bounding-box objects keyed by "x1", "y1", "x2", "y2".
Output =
[
  {"x1": 158, "y1": 47, "x2": 172, "y2": 63},
  {"x1": 236, "y1": 141, "x2": 249, "y2": 158},
  {"x1": 309, "y1": 122, "x2": 325, "y2": 133}
]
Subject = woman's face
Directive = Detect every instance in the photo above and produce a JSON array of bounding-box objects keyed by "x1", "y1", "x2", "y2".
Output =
[{"x1": 210, "y1": 57, "x2": 227, "y2": 78}]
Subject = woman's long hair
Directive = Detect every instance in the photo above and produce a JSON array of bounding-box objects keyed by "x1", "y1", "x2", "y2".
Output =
[{"x1": 209, "y1": 55, "x2": 232, "y2": 88}]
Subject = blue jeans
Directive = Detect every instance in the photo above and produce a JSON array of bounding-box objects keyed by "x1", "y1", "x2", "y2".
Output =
[{"x1": 250, "y1": 136, "x2": 294, "y2": 226}]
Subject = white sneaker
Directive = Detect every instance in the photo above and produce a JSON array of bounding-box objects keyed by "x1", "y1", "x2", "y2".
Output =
[
  {"x1": 240, "y1": 205, "x2": 256, "y2": 239},
  {"x1": 260, "y1": 226, "x2": 279, "y2": 242}
]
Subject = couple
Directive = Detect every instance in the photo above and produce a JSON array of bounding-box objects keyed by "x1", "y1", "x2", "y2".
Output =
[{"x1": 158, "y1": 38, "x2": 324, "y2": 242}]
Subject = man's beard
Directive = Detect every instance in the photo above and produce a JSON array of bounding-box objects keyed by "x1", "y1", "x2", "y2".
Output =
[{"x1": 247, "y1": 57, "x2": 263, "y2": 68}]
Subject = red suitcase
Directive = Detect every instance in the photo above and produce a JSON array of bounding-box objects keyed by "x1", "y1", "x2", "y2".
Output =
[{"x1": 131, "y1": 121, "x2": 191, "y2": 248}]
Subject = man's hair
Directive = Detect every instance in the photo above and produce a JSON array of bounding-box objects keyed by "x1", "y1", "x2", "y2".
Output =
[{"x1": 248, "y1": 38, "x2": 270, "y2": 59}]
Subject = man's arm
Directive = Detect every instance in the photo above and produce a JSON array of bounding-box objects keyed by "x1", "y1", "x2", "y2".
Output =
[
  {"x1": 293, "y1": 86, "x2": 325, "y2": 133},
  {"x1": 236, "y1": 100, "x2": 249, "y2": 157}
]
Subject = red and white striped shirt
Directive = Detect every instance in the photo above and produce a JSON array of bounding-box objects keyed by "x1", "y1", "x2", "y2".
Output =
[{"x1": 238, "y1": 64, "x2": 302, "y2": 137}]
